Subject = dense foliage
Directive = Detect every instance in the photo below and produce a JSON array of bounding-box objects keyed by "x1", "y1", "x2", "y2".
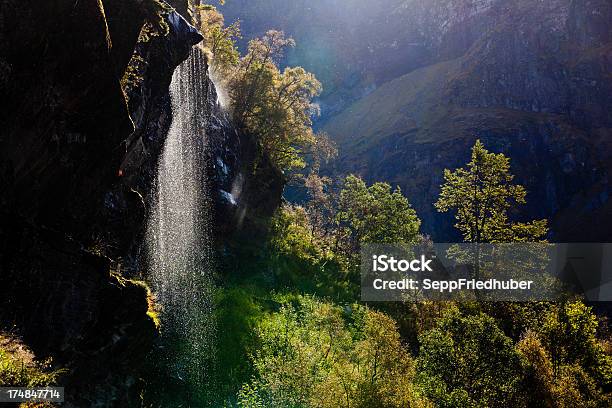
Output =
[
  {"x1": 0, "y1": 334, "x2": 64, "y2": 389},
  {"x1": 417, "y1": 309, "x2": 524, "y2": 407},
  {"x1": 266, "y1": 175, "x2": 421, "y2": 298},
  {"x1": 192, "y1": 3, "x2": 241, "y2": 72},
  {"x1": 209, "y1": 141, "x2": 611, "y2": 407},
  {"x1": 337, "y1": 174, "x2": 421, "y2": 251},
  {"x1": 237, "y1": 296, "x2": 431, "y2": 408},
  {"x1": 194, "y1": 1, "x2": 333, "y2": 173},
  {"x1": 228, "y1": 30, "x2": 330, "y2": 171}
]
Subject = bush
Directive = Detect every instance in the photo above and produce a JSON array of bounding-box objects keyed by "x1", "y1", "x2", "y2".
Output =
[
  {"x1": 237, "y1": 296, "x2": 431, "y2": 408},
  {"x1": 0, "y1": 334, "x2": 65, "y2": 388},
  {"x1": 417, "y1": 310, "x2": 524, "y2": 407}
]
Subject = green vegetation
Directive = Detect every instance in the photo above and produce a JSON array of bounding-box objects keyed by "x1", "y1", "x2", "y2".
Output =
[
  {"x1": 192, "y1": 3, "x2": 241, "y2": 73},
  {"x1": 417, "y1": 309, "x2": 524, "y2": 407},
  {"x1": 0, "y1": 334, "x2": 65, "y2": 388},
  {"x1": 266, "y1": 174, "x2": 421, "y2": 298},
  {"x1": 208, "y1": 140, "x2": 611, "y2": 407},
  {"x1": 435, "y1": 140, "x2": 548, "y2": 243},
  {"x1": 127, "y1": 4, "x2": 610, "y2": 406},
  {"x1": 121, "y1": 54, "x2": 147, "y2": 96},
  {"x1": 110, "y1": 271, "x2": 161, "y2": 329},
  {"x1": 538, "y1": 301, "x2": 612, "y2": 390},
  {"x1": 228, "y1": 30, "x2": 330, "y2": 171},
  {"x1": 322, "y1": 58, "x2": 463, "y2": 150},
  {"x1": 237, "y1": 296, "x2": 431, "y2": 408},
  {"x1": 196, "y1": 3, "x2": 332, "y2": 173},
  {"x1": 337, "y1": 174, "x2": 421, "y2": 250}
]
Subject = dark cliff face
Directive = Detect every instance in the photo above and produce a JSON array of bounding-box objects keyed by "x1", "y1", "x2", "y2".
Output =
[
  {"x1": 112, "y1": 19, "x2": 284, "y2": 273},
  {"x1": 320, "y1": 0, "x2": 612, "y2": 241},
  {"x1": 105, "y1": 9, "x2": 204, "y2": 267},
  {"x1": 1, "y1": 0, "x2": 283, "y2": 402},
  {"x1": 0, "y1": 0, "x2": 133, "y2": 236},
  {"x1": 0, "y1": 1, "x2": 199, "y2": 405}
]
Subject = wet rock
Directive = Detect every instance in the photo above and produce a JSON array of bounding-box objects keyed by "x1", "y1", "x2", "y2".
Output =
[{"x1": 0, "y1": 1, "x2": 190, "y2": 405}]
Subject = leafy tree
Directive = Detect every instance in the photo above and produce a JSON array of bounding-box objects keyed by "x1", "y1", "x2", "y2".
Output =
[
  {"x1": 192, "y1": 4, "x2": 241, "y2": 72},
  {"x1": 263, "y1": 174, "x2": 421, "y2": 296},
  {"x1": 484, "y1": 301, "x2": 555, "y2": 341},
  {"x1": 416, "y1": 309, "x2": 524, "y2": 407},
  {"x1": 516, "y1": 330, "x2": 556, "y2": 407},
  {"x1": 538, "y1": 300, "x2": 612, "y2": 387},
  {"x1": 336, "y1": 175, "x2": 421, "y2": 253},
  {"x1": 231, "y1": 30, "x2": 296, "y2": 125},
  {"x1": 303, "y1": 173, "x2": 335, "y2": 239},
  {"x1": 435, "y1": 140, "x2": 547, "y2": 243},
  {"x1": 510, "y1": 301, "x2": 612, "y2": 407},
  {"x1": 551, "y1": 364, "x2": 611, "y2": 407},
  {"x1": 268, "y1": 204, "x2": 352, "y2": 299},
  {"x1": 229, "y1": 30, "x2": 329, "y2": 171},
  {"x1": 270, "y1": 204, "x2": 330, "y2": 265},
  {"x1": 237, "y1": 296, "x2": 431, "y2": 408}
]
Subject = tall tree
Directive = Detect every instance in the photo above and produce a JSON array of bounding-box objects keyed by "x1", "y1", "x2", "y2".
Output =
[
  {"x1": 435, "y1": 140, "x2": 548, "y2": 243},
  {"x1": 304, "y1": 173, "x2": 335, "y2": 239}
]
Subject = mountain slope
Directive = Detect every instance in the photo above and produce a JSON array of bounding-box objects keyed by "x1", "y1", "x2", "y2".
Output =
[
  {"x1": 219, "y1": 0, "x2": 612, "y2": 240},
  {"x1": 322, "y1": 0, "x2": 612, "y2": 240},
  {"x1": 219, "y1": 0, "x2": 498, "y2": 118}
]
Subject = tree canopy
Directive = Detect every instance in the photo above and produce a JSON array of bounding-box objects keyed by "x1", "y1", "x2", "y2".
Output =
[
  {"x1": 435, "y1": 140, "x2": 548, "y2": 243},
  {"x1": 229, "y1": 30, "x2": 330, "y2": 172},
  {"x1": 237, "y1": 296, "x2": 431, "y2": 408},
  {"x1": 337, "y1": 175, "x2": 421, "y2": 251}
]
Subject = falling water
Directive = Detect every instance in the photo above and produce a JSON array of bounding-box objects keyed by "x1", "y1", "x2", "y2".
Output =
[
  {"x1": 208, "y1": 66, "x2": 230, "y2": 109},
  {"x1": 146, "y1": 48, "x2": 216, "y2": 403}
]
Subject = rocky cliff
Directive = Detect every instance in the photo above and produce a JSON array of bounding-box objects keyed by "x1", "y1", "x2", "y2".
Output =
[
  {"x1": 219, "y1": 1, "x2": 611, "y2": 241},
  {"x1": 319, "y1": 0, "x2": 612, "y2": 241},
  {"x1": 0, "y1": 0, "x2": 283, "y2": 405}
]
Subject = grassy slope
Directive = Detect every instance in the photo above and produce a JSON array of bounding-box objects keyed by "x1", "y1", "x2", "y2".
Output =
[{"x1": 323, "y1": 58, "x2": 458, "y2": 150}]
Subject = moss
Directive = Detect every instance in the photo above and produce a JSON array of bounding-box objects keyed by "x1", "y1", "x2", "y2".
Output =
[
  {"x1": 146, "y1": 294, "x2": 162, "y2": 330},
  {"x1": 121, "y1": 54, "x2": 147, "y2": 95},
  {"x1": 145, "y1": 0, "x2": 174, "y2": 39},
  {"x1": 110, "y1": 271, "x2": 161, "y2": 330},
  {"x1": 0, "y1": 334, "x2": 66, "y2": 389}
]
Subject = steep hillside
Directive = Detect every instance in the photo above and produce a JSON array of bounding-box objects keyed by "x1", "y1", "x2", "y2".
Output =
[
  {"x1": 322, "y1": 0, "x2": 612, "y2": 240},
  {"x1": 219, "y1": 0, "x2": 531, "y2": 119},
  {"x1": 218, "y1": 0, "x2": 611, "y2": 240}
]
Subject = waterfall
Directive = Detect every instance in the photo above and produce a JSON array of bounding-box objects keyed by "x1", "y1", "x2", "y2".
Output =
[
  {"x1": 208, "y1": 66, "x2": 230, "y2": 109},
  {"x1": 146, "y1": 48, "x2": 216, "y2": 402}
]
